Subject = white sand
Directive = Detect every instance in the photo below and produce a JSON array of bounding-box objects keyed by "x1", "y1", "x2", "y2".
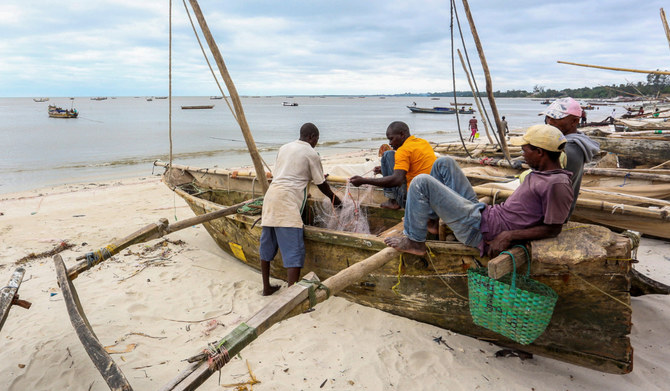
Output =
[{"x1": 1, "y1": 175, "x2": 670, "y2": 390}]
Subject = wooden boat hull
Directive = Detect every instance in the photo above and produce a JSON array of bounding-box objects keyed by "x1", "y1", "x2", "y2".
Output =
[
  {"x1": 162, "y1": 165, "x2": 636, "y2": 373},
  {"x1": 590, "y1": 136, "x2": 670, "y2": 167},
  {"x1": 407, "y1": 106, "x2": 456, "y2": 114},
  {"x1": 180, "y1": 105, "x2": 215, "y2": 109}
]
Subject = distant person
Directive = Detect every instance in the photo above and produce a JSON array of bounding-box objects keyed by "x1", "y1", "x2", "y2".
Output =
[
  {"x1": 260, "y1": 123, "x2": 341, "y2": 296},
  {"x1": 349, "y1": 121, "x2": 436, "y2": 210},
  {"x1": 384, "y1": 124, "x2": 574, "y2": 258},
  {"x1": 468, "y1": 116, "x2": 478, "y2": 142},
  {"x1": 542, "y1": 97, "x2": 600, "y2": 216},
  {"x1": 501, "y1": 116, "x2": 509, "y2": 136},
  {"x1": 653, "y1": 108, "x2": 660, "y2": 118},
  {"x1": 412, "y1": 101, "x2": 417, "y2": 107},
  {"x1": 638, "y1": 107, "x2": 643, "y2": 115},
  {"x1": 580, "y1": 109, "x2": 587, "y2": 126}
]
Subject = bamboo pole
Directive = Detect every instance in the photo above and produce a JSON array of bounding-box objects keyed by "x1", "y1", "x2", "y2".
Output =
[
  {"x1": 661, "y1": 8, "x2": 670, "y2": 52},
  {"x1": 187, "y1": 0, "x2": 269, "y2": 193},
  {"x1": 458, "y1": 49, "x2": 493, "y2": 143},
  {"x1": 161, "y1": 248, "x2": 400, "y2": 391},
  {"x1": 557, "y1": 61, "x2": 670, "y2": 76},
  {"x1": 460, "y1": 0, "x2": 510, "y2": 161}
]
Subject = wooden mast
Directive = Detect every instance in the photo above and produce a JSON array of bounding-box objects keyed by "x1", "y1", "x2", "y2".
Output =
[
  {"x1": 661, "y1": 8, "x2": 670, "y2": 52},
  {"x1": 460, "y1": 0, "x2": 510, "y2": 161},
  {"x1": 557, "y1": 61, "x2": 670, "y2": 76},
  {"x1": 187, "y1": 0, "x2": 269, "y2": 193},
  {"x1": 457, "y1": 49, "x2": 493, "y2": 143}
]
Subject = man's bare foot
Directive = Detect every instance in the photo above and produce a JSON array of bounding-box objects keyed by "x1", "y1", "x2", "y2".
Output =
[
  {"x1": 380, "y1": 199, "x2": 401, "y2": 210},
  {"x1": 262, "y1": 285, "x2": 280, "y2": 296},
  {"x1": 427, "y1": 218, "x2": 439, "y2": 235},
  {"x1": 384, "y1": 236, "x2": 427, "y2": 256}
]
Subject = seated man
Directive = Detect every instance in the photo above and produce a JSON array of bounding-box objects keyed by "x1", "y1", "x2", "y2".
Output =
[
  {"x1": 349, "y1": 121, "x2": 436, "y2": 209},
  {"x1": 385, "y1": 124, "x2": 573, "y2": 258}
]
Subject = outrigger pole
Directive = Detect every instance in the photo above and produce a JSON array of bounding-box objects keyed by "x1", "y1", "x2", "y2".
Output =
[
  {"x1": 186, "y1": 0, "x2": 270, "y2": 193},
  {"x1": 557, "y1": 61, "x2": 670, "y2": 76}
]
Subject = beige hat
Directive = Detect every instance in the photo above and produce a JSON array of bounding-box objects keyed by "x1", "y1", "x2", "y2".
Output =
[{"x1": 509, "y1": 124, "x2": 567, "y2": 152}]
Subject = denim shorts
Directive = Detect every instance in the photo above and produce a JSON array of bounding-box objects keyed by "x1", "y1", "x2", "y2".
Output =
[{"x1": 259, "y1": 226, "x2": 305, "y2": 268}]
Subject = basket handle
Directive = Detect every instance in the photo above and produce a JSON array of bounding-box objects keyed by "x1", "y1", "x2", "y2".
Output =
[
  {"x1": 513, "y1": 244, "x2": 531, "y2": 278},
  {"x1": 499, "y1": 251, "x2": 517, "y2": 290}
]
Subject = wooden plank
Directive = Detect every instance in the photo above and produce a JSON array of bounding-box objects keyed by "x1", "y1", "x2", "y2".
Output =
[
  {"x1": 161, "y1": 248, "x2": 399, "y2": 391},
  {"x1": 54, "y1": 255, "x2": 132, "y2": 391},
  {"x1": 487, "y1": 247, "x2": 529, "y2": 279},
  {"x1": 0, "y1": 267, "x2": 30, "y2": 332}
]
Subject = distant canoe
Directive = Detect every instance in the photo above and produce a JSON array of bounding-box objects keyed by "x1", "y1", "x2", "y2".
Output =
[
  {"x1": 48, "y1": 105, "x2": 78, "y2": 118},
  {"x1": 181, "y1": 105, "x2": 214, "y2": 110},
  {"x1": 210, "y1": 96, "x2": 223, "y2": 99},
  {"x1": 154, "y1": 96, "x2": 168, "y2": 99},
  {"x1": 90, "y1": 97, "x2": 107, "y2": 101},
  {"x1": 407, "y1": 106, "x2": 456, "y2": 114},
  {"x1": 282, "y1": 101, "x2": 298, "y2": 106},
  {"x1": 33, "y1": 97, "x2": 49, "y2": 102}
]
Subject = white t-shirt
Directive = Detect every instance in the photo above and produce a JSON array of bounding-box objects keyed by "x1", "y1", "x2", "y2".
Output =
[{"x1": 261, "y1": 140, "x2": 326, "y2": 228}]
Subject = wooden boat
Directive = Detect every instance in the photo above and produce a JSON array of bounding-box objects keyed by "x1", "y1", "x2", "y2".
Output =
[
  {"x1": 615, "y1": 118, "x2": 670, "y2": 131},
  {"x1": 407, "y1": 106, "x2": 456, "y2": 114},
  {"x1": 458, "y1": 108, "x2": 475, "y2": 114},
  {"x1": 157, "y1": 161, "x2": 648, "y2": 374},
  {"x1": 48, "y1": 105, "x2": 78, "y2": 118},
  {"x1": 210, "y1": 96, "x2": 223, "y2": 99},
  {"x1": 588, "y1": 134, "x2": 670, "y2": 167},
  {"x1": 180, "y1": 105, "x2": 214, "y2": 109},
  {"x1": 445, "y1": 155, "x2": 670, "y2": 239},
  {"x1": 282, "y1": 101, "x2": 298, "y2": 106},
  {"x1": 90, "y1": 97, "x2": 107, "y2": 100},
  {"x1": 33, "y1": 97, "x2": 49, "y2": 102},
  {"x1": 1, "y1": 268, "x2": 31, "y2": 334}
]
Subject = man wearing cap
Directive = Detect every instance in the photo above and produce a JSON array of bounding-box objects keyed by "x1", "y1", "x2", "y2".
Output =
[
  {"x1": 384, "y1": 124, "x2": 574, "y2": 258},
  {"x1": 542, "y1": 97, "x2": 600, "y2": 215}
]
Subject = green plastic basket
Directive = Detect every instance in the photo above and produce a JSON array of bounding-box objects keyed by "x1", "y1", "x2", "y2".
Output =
[{"x1": 467, "y1": 246, "x2": 558, "y2": 345}]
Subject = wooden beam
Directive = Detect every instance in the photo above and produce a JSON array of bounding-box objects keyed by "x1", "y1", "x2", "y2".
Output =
[
  {"x1": 1, "y1": 267, "x2": 31, "y2": 333},
  {"x1": 661, "y1": 8, "x2": 670, "y2": 52},
  {"x1": 54, "y1": 255, "x2": 132, "y2": 391},
  {"x1": 557, "y1": 61, "x2": 670, "y2": 76},
  {"x1": 186, "y1": 0, "x2": 269, "y2": 193},
  {"x1": 457, "y1": 49, "x2": 493, "y2": 144},
  {"x1": 161, "y1": 247, "x2": 399, "y2": 391},
  {"x1": 487, "y1": 246, "x2": 530, "y2": 279}
]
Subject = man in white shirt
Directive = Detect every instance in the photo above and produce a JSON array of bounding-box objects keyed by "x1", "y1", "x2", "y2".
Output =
[{"x1": 260, "y1": 123, "x2": 341, "y2": 295}]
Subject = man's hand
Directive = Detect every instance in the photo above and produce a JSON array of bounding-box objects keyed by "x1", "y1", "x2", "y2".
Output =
[
  {"x1": 486, "y1": 231, "x2": 513, "y2": 257},
  {"x1": 349, "y1": 175, "x2": 367, "y2": 187},
  {"x1": 373, "y1": 165, "x2": 382, "y2": 175},
  {"x1": 332, "y1": 196, "x2": 342, "y2": 208}
]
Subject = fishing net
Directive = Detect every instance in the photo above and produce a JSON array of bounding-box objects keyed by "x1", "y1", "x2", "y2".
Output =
[{"x1": 312, "y1": 181, "x2": 374, "y2": 234}]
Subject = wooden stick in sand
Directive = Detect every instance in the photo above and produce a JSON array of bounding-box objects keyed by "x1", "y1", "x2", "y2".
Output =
[
  {"x1": 160, "y1": 247, "x2": 400, "y2": 391},
  {"x1": 68, "y1": 199, "x2": 257, "y2": 280},
  {"x1": 1, "y1": 267, "x2": 32, "y2": 333}
]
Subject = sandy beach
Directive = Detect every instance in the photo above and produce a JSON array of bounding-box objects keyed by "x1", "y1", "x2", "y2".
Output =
[{"x1": 1, "y1": 173, "x2": 670, "y2": 391}]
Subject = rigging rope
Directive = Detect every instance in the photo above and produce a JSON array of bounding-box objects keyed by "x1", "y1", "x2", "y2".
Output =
[{"x1": 450, "y1": 0, "x2": 472, "y2": 158}]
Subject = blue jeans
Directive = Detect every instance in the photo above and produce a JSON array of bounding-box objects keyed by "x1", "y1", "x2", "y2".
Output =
[
  {"x1": 404, "y1": 156, "x2": 485, "y2": 247},
  {"x1": 381, "y1": 150, "x2": 407, "y2": 208}
]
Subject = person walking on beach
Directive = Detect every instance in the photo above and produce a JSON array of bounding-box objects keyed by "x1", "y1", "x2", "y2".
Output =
[
  {"x1": 349, "y1": 121, "x2": 436, "y2": 210},
  {"x1": 542, "y1": 97, "x2": 600, "y2": 216},
  {"x1": 468, "y1": 116, "x2": 478, "y2": 142},
  {"x1": 384, "y1": 124, "x2": 573, "y2": 258},
  {"x1": 260, "y1": 123, "x2": 341, "y2": 296},
  {"x1": 501, "y1": 116, "x2": 509, "y2": 136}
]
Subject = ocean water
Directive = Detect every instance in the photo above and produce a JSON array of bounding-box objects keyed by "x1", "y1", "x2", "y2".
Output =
[{"x1": 0, "y1": 96, "x2": 618, "y2": 194}]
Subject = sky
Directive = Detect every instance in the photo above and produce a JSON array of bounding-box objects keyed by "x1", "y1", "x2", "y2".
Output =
[{"x1": 1, "y1": 0, "x2": 668, "y2": 97}]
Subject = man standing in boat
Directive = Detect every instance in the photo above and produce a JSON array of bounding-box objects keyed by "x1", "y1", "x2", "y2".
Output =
[
  {"x1": 384, "y1": 124, "x2": 573, "y2": 258},
  {"x1": 542, "y1": 97, "x2": 599, "y2": 216},
  {"x1": 260, "y1": 123, "x2": 341, "y2": 296},
  {"x1": 349, "y1": 121, "x2": 436, "y2": 210}
]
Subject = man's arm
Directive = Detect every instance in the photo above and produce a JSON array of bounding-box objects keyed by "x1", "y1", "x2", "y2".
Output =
[
  {"x1": 316, "y1": 182, "x2": 342, "y2": 207},
  {"x1": 485, "y1": 223, "x2": 563, "y2": 257},
  {"x1": 350, "y1": 169, "x2": 406, "y2": 188}
]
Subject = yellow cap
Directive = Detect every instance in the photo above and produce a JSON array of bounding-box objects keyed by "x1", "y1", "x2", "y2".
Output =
[{"x1": 509, "y1": 124, "x2": 567, "y2": 152}]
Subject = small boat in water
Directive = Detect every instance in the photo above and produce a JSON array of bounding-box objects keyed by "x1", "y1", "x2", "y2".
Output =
[
  {"x1": 90, "y1": 97, "x2": 107, "y2": 101},
  {"x1": 210, "y1": 96, "x2": 223, "y2": 99},
  {"x1": 282, "y1": 101, "x2": 299, "y2": 106},
  {"x1": 407, "y1": 105, "x2": 456, "y2": 114},
  {"x1": 48, "y1": 105, "x2": 78, "y2": 118},
  {"x1": 33, "y1": 97, "x2": 49, "y2": 102},
  {"x1": 181, "y1": 105, "x2": 214, "y2": 109}
]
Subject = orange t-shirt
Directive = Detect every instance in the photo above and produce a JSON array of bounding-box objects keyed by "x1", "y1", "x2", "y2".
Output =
[{"x1": 394, "y1": 136, "x2": 437, "y2": 188}]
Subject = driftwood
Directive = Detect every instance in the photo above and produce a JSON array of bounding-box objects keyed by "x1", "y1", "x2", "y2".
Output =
[
  {"x1": 0, "y1": 267, "x2": 32, "y2": 333},
  {"x1": 54, "y1": 255, "x2": 132, "y2": 391}
]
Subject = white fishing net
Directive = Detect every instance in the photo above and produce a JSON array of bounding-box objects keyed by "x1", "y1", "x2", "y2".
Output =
[{"x1": 312, "y1": 181, "x2": 375, "y2": 234}]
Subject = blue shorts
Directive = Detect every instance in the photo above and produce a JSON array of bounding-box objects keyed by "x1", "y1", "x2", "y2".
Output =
[{"x1": 259, "y1": 226, "x2": 305, "y2": 268}]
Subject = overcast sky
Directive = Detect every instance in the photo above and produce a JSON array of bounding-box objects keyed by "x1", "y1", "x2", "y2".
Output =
[{"x1": 1, "y1": 0, "x2": 668, "y2": 97}]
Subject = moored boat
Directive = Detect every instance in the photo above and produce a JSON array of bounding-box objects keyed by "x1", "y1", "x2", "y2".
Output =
[
  {"x1": 282, "y1": 101, "x2": 298, "y2": 106},
  {"x1": 180, "y1": 105, "x2": 214, "y2": 109},
  {"x1": 407, "y1": 105, "x2": 456, "y2": 114},
  {"x1": 47, "y1": 105, "x2": 78, "y2": 118},
  {"x1": 33, "y1": 97, "x2": 49, "y2": 102},
  {"x1": 155, "y1": 161, "x2": 648, "y2": 374}
]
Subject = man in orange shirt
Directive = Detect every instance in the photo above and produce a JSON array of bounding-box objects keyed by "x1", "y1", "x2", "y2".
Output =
[{"x1": 350, "y1": 121, "x2": 436, "y2": 209}]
